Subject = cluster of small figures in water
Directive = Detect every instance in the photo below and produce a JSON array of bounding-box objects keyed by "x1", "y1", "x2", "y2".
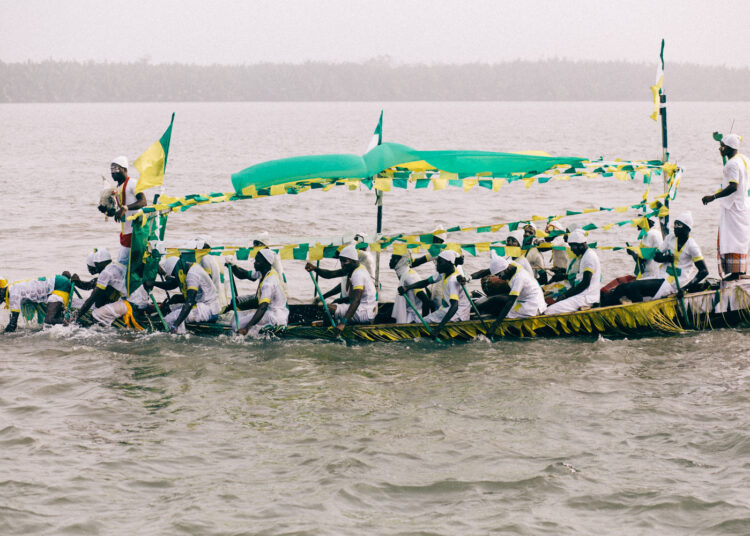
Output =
[{"x1": 0, "y1": 207, "x2": 728, "y2": 340}]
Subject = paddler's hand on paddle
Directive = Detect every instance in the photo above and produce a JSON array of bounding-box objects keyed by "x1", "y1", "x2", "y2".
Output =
[
  {"x1": 397, "y1": 285, "x2": 407, "y2": 295},
  {"x1": 238, "y1": 327, "x2": 249, "y2": 336},
  {"x1": 304, "y1": 262, "x2": 316, "y2": 273},
  {"x1": 457, "y1": 275, "x2": 469, "y2": 285},
  {"x1": 702, "y1": 194, "x2": 716, "y2": 206}
]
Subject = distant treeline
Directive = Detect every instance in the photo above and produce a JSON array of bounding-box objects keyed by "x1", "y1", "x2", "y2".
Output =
[{"x1": 1, "y1": 58, "x2": 748, "y2": 102}]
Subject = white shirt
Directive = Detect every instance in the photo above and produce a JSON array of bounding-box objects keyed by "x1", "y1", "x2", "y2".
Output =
[
  {"x1": 507, "y1": 261, "x2": 547, "y2": 313},
  {"x1": 393, "y1": 266, "x2": 424, "y2": 323},
  {"x1": 96, "y1": 262, "x2": 128, "y2": 296},
  {"x1": 256, "y1": 269, "x2": 288, "y2": 318},
  {"x1": 119, "y1": 177, "x2": 138, "y2": 235},
  {"x1": 660, "y1": 234, "x2": 703, "y2": 288},
  {"x1": 427, "y1": 270, "x2": 470, "y2": 321},
  {"x1": 721, "y1": 154, "x2": 750, "y2": 212},
  {"x1": 511, "y1": 255, "x2": 534, "y2": 275},
  {"x1": 638, "y1": 227, "x2": 664, "y2": 279},
  {"x1": 185, "y1": 264, "x2": 220, "y2": 314},
  {"x1": 572, "y1": 248, "x2": 601, "y2": 305},
  {"x1": 6, "y1": 279, "x2": 53, "y2": 312},
  {"x1": 347, "y1": 265, "x2": 377, "y2": 318}
]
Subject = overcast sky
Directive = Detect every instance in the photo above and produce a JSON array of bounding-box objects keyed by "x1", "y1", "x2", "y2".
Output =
[{"x1": 2, "y1": 0, "x2": 749, "y2": 67}]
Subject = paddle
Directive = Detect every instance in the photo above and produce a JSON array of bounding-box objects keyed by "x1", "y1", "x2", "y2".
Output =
[
  {"x1": 227, "y1": 265, "x2": 240, "y2": 333},
  {"x1": 309, "y1": 271, "x2": 336, "y2": 329},
  {"x1": 403, "y1": 292, "x2": 432, "y2": 336},
  {"x1": 149, "y1": 291, "x2": 169, "y2": 331},
  {"x1": 459, "y1": 281, "x2": 493, "y2": 339},
  {"x1": 65, "y1": 281, "x2": 76, "y2": 321}
]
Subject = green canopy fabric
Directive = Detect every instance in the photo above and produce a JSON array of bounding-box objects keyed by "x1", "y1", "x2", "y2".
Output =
[{"x1": 230, "y1": 142, "x2": 586, "y2": 196}]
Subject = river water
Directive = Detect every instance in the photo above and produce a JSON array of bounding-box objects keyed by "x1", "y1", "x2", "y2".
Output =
[{"x1": 1, "y1": 102, "x2": 750, "y2": 535}]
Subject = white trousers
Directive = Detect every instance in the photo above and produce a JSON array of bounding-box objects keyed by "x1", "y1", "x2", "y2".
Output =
[
  {"x1": 92, "y1": 299, "x2": 129, "y2": 326},
  {"x1": 333, "y1": 303, "x2": 375, "y2": 324},
  {"x1": 165, "y1": 302, "x2": 218, "y2": 333},
  {"x1": 544, "y1": 293, "x2": 590, "y2": 315},
  {"x1": 231, "y1": 307, "x2": 289, "y2": 334}
]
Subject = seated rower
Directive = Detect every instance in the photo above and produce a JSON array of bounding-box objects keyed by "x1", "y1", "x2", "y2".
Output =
[
  {"x1": 75, "y1": 249, "x2": 133, "y2": 326},
  {"x1": 305, "y1": 245, "x2": 377, "y2": 331},
  {"x1": 230, "y1": 248, "x2": 289, "y2": 336},
  {"x1": 249, "y1": 233, "x2": 288, "y2": 293},
  {"x1": 389, "y1": 252, "x2": 430, "y2": 323},
  {"x1": 482, "y1": 253, "x2": 547, "y2": 335},
  {"x1": 157, "y1": 257, "x2": 221, "y2": 333},
  {"x1": 536, "y1": 220, "x2": 569, "y2": 282},
  {"x1": 1, "y1": 274, "x2": 74, "y2": 332},
  {"x1": 523, "y1": 223, "x2": 548, "y2": 284},
  {"x1": 504, "y1": 231, "x2": 534, "y2": 276},
  {"x1": 410, "y1": 225, "x2": 463, "y2": 310},
  {"x1": 193, "y1": 236, "x2": 228, "y2": 311},
  {"x1": 398, "y1": 250, "x2": 470, "y2": 339},
  {"x1": 600, "y1": 215, "x2": 665, "y2": 306},
  {"x1": 544, "y1": 230, "x2": 601, "y2": 315}
]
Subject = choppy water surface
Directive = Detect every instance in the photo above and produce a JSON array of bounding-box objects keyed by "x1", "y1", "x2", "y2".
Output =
[{"x1": 1, "y1": 102, "x2": 750, "y2": 534}]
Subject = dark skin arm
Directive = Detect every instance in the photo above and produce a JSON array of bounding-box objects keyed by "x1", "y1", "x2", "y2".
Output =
[
  {"x1": 471, "y1": 268, "x2": 490, "y2": 279},
  {"x1": 75, "y1": 286, "x2": 104, "y2": 320},
  {"x1": 238, "y1": 301, "x2": 269, "y2": 335},
  {"x1": 398, "y1": 277, "x2": 433, "y2": 294},
  {"x1": 681, "y1": 259, "x2": 709, "y2": 294},
  {"x1": 71, "y1": 273, "x2": 97, "y2": 291},
  {"x1": 305, "y1": 263, "x2": 345, "y2": 279},
  {"x1": 116, "y1": 192, "x2": 147, "y2": 220},
  {"x1": 488, "y1": 296, "x2": 516, "y2": 337},
  {"x1": 152, "y1": 277, "x2": 179, "y2": 291},
  {"x1": 170, "y1": 289, "x2": 198, "y2": 333},
  {"x1": 431, "y1": 298, "x2": 458, "y2": 340},
  {"x1": 410, "y1": 255, "x2": 431, "y2": 268},
  {"x1": 337, "y1": 288, "x2": 363, "y2": 332},
  {"x1": 228, "y1": 264, "x2": 255, "y2": 280},
  {"x1": 553, "y1": 271, "x2": 593, "y2": 302},
  {"x1": 702, "y1": 182, "x2": 737, "y2": 205}
]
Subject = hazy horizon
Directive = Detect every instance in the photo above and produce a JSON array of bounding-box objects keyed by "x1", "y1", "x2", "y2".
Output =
[{"x1": 2, "y1": 1, "x2": 750, "y2": 68}]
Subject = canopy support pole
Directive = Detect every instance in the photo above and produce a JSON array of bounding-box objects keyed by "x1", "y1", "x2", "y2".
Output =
[
  {"x1": 659, "y1": 92, "x2": 670, "y2": 237},
  {"x1": 374, "y1": 190, "x2": 383, "y2": 299}
]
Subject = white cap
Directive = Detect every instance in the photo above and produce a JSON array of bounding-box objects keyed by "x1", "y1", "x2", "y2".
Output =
[
  {"x1": 547, "y1": 220, "x2": 564, "y2": 231},
  {"x1": 353, "y1": 232, "x2": 367, "y2": 243},
  {"x1": 195, "y1": 235, "x2": 211, "y2": 248},
  {"x1": 568, "y1": 230, "x2": 587, "y2": 244},
  {"x1": 437, "y1": 250, "x2": 457, "y2": 264},
  {"x1": 723, "y1": 134, "x2": 742, "y2": 150},
  {"x1": 523, "y1": 222, "x2": 537, "y2": 231},
  {"x1": 111, "y1": 156, "x2": 128, "y2": 169},
  {"x1": 675, "y1": 211, "x2": 694, "y2": 230},
  {"x1": 339, "y1": 245, "x2": 359, "y2": 261},
  {"x1": 160, "y1": 256, "x2": 180, "y2": 276},
  {"x1": 490, "y1": 252, "x2": 510, "y2": 275},
  {"x1": 88, "y1": 247, "x2": 111, "y2": 266},
  {"x1": 258, "y1": 248, "x2": 276, "y2": 264}
]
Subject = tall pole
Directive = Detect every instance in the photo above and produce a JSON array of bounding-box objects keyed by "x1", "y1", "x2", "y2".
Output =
[
  {"x1": 375, "y1": 190, "x2": 383, "y2": 296},
  {"x1": 369, "y1": 110, "x2": 384, "y2": 299},
  {"x1": 661, "y1": 92, "x2": 670, "y2": 235}
]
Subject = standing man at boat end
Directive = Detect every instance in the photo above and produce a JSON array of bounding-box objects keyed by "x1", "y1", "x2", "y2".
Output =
[
  {"x1": 702, "y1": 133, "x2": 750, "y2": 281},
  {"x1": 110, "y1": 156, "x2": 147, "y2": 265}
]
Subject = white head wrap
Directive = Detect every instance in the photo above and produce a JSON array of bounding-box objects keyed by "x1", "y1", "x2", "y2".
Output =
[
  {"x1": 253, "y1": 231, "x2": 270, "y2": 246},
  {"x1": 160, "y1": 256, "x2": 180, "y2": 276},
  {"x1": 568, "y1": 230, "x2": 587, "y2": 244},
  {"x1": 675, "y1": 211, "x2": 694, "y2": 230},
  {"x1": 258, "y1": 248, "x2": 276, "y2": 265},
  {"x1": 111, "y1": 156, "x2": 128, "y2": 169},
  {"x1": 88, "y1": 247, "x2": 111, "y2": 266},
  {"x1": 339, "y1": 245, "x2": 359, "y2": 261},
  {"x1": 353, "y1": 232, "x2": 367, "y2": 243},
  {"x1": 524, "y1": 222, "x2": 537, "y2": 231},
  {"x1": 195, "y1": 235, "x2": 211, "y2": 248},
  {"x1": 547, "y1": 220, "x2": 564, "y2": 231},
  {"x1": 437, "y1": 250, "x2": 457, "y2": 264},
  {"x1": 490, "y1": 252, "x2": 510, "y2": 275},
  {"x1": 723, "y1": 134, "x2": 742, "y2": 150},
  {"x1": 507, "y1": 230, "x2": 524, "y2": 245}
]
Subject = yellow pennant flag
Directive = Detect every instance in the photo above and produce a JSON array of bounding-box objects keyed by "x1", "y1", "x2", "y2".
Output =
[{"x1": 134, "y1": 113, "x2": 174, "y2": 194}]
